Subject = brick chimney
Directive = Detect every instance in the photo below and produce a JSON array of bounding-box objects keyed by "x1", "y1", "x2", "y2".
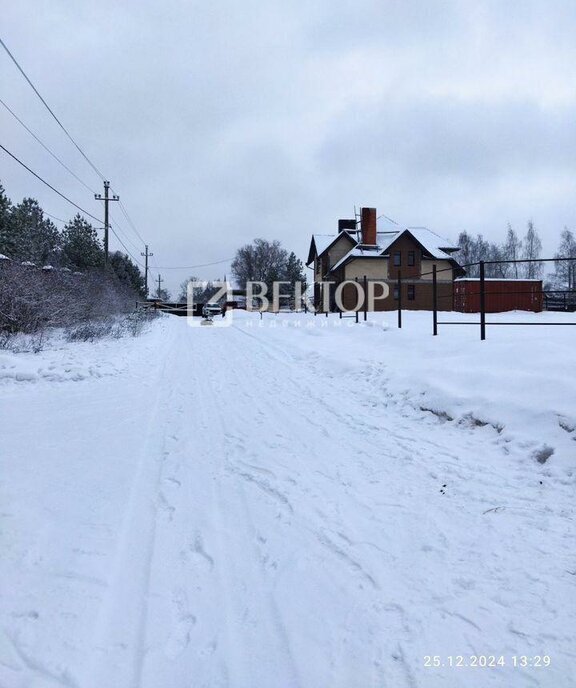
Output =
[{"x1": 361, "y1": 207, "x2": 377, "y2": 245}]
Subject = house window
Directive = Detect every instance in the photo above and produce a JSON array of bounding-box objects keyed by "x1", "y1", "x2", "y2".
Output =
[
  {"x1": 408, "y1": 250, "x2": 415, "y2": 266},
  {"x1": 408, "y1": 284, "x2": 415, "y2": 301},
  {"x1": 393, "y1": 251, "x2": 401, "y2": 267},
  {"x1": 393, "y1": 285, "x2": 399, "y2": 300}
]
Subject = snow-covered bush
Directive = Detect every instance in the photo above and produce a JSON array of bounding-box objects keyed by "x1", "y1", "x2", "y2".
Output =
[
  {"x1": 65, "y1": 310, "x2": 159, "y2": 343},
  {"x1": 0, "y1": 261, "x2": 141, "y2": 336},
  {"x1": 65, "y1": 319, "x2": 116, "y2": 342}
]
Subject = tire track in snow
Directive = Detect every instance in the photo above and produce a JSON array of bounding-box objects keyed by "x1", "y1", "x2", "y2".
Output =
[
  {"x1": 190, "y1": 333, "x2": 303, "y2": 688},
  {"x1": 81, "y1": 329, "x2": 186, "y2": 688}
]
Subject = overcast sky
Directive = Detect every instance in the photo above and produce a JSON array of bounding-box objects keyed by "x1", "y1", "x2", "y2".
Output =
[{"x1": 2, "y1": 0, "x2": 575, "y2": 293}]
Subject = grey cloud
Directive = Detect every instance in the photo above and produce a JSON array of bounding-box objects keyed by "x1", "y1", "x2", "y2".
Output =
[
  {"x1": 1, "y1": 0, "x2": 575, "y2": 292},
  {"x1": 318, "y1": 98, "x2": 576, "y2": 182}
]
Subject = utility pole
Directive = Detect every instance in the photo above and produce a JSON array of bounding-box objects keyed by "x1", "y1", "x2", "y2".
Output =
[
  {"x1": 156, "y1": 274, "x2": 164, "y2": 300},
  {"x1": 94, "y1": 181, "x2": 119, "y2": 264},
  {"x1": 140, "y1": 245, "x2": 153, "y2": 296}
]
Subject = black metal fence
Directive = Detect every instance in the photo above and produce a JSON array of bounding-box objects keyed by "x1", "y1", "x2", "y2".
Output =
[
  {"x1": 433, "y1": 257, "x2": 576, "y2": 341},
  {"x1": 317, "y1": 256, "x2": 575, "y2": 342}
]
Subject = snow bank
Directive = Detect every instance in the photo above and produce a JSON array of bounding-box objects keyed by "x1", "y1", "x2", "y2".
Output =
[
  {"x1": 0, "y1": 316, "x2": 169, "y2": 385},
  {"x1": 234, "y1": 309, "x2": 576, "y2": 467}
]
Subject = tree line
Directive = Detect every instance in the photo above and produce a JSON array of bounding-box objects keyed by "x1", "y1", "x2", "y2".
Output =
[
  {"x1": 0, "y1": 180, "x2": 149, "y2": 337},
  {"x1": 457, "y1": 222, "x2": 576, "y2": 289},
  {"x1": 231, "y1": 238, "x2": 306, "y2": 296},
  {"x1": 0, "y1": 182, "x2": 145, "y2": 295},
  {"x1": 176, "y1": 239, "x2": 307, "y2": 305}
]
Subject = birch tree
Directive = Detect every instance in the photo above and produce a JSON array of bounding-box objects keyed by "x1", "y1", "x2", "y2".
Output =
[{"x1": 522, "y1": 222, "x2": 543, "y2": 279}]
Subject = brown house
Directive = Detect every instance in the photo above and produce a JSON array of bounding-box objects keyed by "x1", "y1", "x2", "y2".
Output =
[{"x1": 307, "y1": 207, "x2": 463, "y2": 312}]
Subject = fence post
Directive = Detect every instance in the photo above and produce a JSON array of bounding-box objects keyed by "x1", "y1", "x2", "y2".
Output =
[
  {"x1": 355, "y1": 277, "x2": 359, "y2": 323},
  {"x1": 432, "y1": 264, "x2": 438, "y2": 336},
  {"x1": 397, "y1": 270, "x2": 402, "y2": 328},
  {"x1": 479, "y1": 260, "x2": 486, "y2": 341},
  {"x1": 363, "y1": 275, "x2": 368, "y2": 321}
]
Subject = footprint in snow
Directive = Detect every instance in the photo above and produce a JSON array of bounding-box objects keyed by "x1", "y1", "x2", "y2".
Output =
[{"x1": 164, "y1": 614, "x2": 197, "y2": 659}]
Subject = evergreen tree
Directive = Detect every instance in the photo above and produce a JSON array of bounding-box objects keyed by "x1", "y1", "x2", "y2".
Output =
[
  {"x1": 8, "y1": 198, "x2": 60, "y2": 264},
  {"x1": 0, "y1": 184, "x2": 14, "y2": 257},
  {"x1": 109, "y1": 251, "x2": 146, "y2": 297},
  {"x1": 284, "y1": 251, "x2": 306, "y2": 286},
  {"x1": 61, "y1": 214, "x2": 104, "y2": 269}
]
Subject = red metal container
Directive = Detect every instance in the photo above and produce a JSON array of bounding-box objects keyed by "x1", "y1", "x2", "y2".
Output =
[{"x1": 454, "y1": 279, "x2": 543, "y2": 313}]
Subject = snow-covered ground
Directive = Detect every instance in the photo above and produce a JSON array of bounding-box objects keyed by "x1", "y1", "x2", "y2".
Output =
[{"x1": 0, "y1": 310, "x2": 575, "y2": 688}]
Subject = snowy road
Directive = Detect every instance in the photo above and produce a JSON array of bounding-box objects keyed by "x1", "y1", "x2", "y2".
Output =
[{"x1": 1, "y1": 314, "x2": 575, "y2": 687}]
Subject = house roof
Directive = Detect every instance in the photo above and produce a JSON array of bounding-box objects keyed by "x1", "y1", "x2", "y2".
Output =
[
  {"x1": 328, "y1": 226, "x2": 460, "y2": 273},
  {"x1": 330, "y1": 245, "x2": 383, "y2": 272},
  {"x1": 403, "y1": 227, "x2": 460, "y2": 258},
  {"x1": 306, "y1": 231, "x2": 356, "y2": 265}
]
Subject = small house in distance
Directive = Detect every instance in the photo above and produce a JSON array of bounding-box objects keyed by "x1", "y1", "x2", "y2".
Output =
[{"x1": 454, "y1": 279, "x2": 543, "y2": 313}]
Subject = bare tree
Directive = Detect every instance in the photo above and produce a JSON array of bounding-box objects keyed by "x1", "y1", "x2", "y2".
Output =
[
  {"x1": 231, "y1": 238, "x2": 288, "y2": 292},
  {"x1": 503, "y1": 224, "x2": 522, "y2": 278},
  {"x1": 554, "y1": 228, "x2": 576, "y2": 290},
  {"x1": 522, "y1": 221, "x2": 543, "y2": 279}
]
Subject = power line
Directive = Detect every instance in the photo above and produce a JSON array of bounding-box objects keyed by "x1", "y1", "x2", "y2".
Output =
[
  {"x1": 0, "y1": 141, "x2": 146, "y2": 268},
  {"x1": 0, "y1": 38, "x2": 154, "y2": 257},
  {"x1": 0, "y1": 36, "x2": 105, "y2": 181},
  {"x1": 153, "y1": 258, "x2": 234, "y2": 269},
  {"x1": 0, "y1": 97, "x2": 98, "y2": 195},
  {"x1": 109, "y1": 213, "x2": 144, "y2": 252},
  {"x1": 43, "y1": 211, "x2": 66, "y2": 224},
  {"x1": 0, "y1": 72, "x2": 150, "y2": 252},
  {"x1": 117, "y1": 199, "x2": 146, "y2": 244},
  {"x1": 0, "y1": 98, "x2": 94, "y2": 193},
  {"x1": 1, "y1": 96, "x2": 147, "y2": 253},
  {"x1": 0, "y1": 142, "x2": 103, "y2": 224},
  {"x1": 108, "y1": 225, "x2": 146, "y2": 267}
]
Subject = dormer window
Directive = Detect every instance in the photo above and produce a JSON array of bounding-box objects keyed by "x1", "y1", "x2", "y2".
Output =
[
  {"x1": 408, "y1": 250, "x2": 415, "y2": 266},
  {"x1": 393, "y1": 251, "x2": 401, "y2": 267}
]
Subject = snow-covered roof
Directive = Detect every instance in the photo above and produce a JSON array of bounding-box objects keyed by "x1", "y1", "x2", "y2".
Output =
[
  {"x1": 311, "y1": 234, "x2": 336, "y2": 256},
  {"x1": 42, "y1": 265, "x2": 54, "y2": 271},
  {"x1": 376, "y1": 215, "x2": 401, "y2": 232},
  {"x1": 404, "y1": 227, "x2": 459, "y2": 259},
  {"x1": 307, "y1": 232, "x2": 356, "y2": 265},
  {"x1": 327, "y1": 226, "x2": 460, "y2": 273},
  {"x1": 21, "y1": 261, "x2": 36, "y2": 267},
  {"x1": 330, "y1": 245, "x2": 383, "y2": 272},
  {"x1": 375, "y1": 232, "x2": 400, "y2": 254},
  {"x1": 309, "y1": 212, "x2": 460, "y2": 275}
]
